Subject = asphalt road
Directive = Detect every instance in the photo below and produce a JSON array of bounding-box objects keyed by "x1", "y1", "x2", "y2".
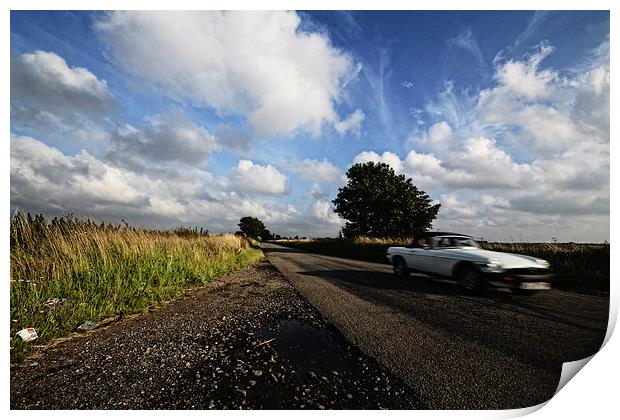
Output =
[{"x1": 262, "y1": 242, "x2": 610, "y2": 409}]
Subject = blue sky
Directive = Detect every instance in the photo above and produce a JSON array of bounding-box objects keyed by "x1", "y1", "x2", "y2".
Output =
[{"x1": 10, "y1": 11, "x2": 609, "y2": 241}]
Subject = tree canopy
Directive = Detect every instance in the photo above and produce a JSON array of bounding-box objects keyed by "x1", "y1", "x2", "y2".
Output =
[
  {"x1": 237, "y1": 216, "x2": 266, "y2": 239},
  {"x1": 332, "y1": 162, "x2": 441, "y2": 238}
]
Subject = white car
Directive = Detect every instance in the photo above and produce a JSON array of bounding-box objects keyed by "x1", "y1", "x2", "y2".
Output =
[{"x1": 386, "y1": 232, "x2": 552, "y2": 293}]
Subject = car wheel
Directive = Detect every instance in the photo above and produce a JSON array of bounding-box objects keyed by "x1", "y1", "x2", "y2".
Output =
[
  {"x1": 393, "y1": 258, "x2": 408, "y2": 277},
  {"x1": 458, "y1": 266, "x2": 482, "y2": 292}
]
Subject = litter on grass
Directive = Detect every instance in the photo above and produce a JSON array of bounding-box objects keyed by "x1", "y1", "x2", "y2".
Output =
[
  {"x1": 76, "y1": 321, "x2": 100, "y2": 331},
  {"x1": 16, "y1": 328, "x2": 38, "y2": 342}
]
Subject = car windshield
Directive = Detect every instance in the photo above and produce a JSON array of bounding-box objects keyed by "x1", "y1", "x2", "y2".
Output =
[{"x1": 436, "y1": 237, "x2": 479, "y2": 248}]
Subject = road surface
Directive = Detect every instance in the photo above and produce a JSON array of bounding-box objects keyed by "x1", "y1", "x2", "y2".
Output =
[{"x1": 262, "y1": 242, "x2": 609, "y2": 409}]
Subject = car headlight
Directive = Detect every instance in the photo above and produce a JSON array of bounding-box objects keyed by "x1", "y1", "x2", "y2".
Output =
[
  {"x1": 480, "y1": 260, "x2": 504, "y2": 273},
  {"x1": 535, "y1": 259, "x2": 550, "y2": 268}
]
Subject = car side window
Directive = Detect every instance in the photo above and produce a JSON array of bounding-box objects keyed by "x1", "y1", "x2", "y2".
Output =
[
  {"x1": 437, "y1": 238, "x2": 453, "y2": 248},
  {"x1": 409, "y1": 237, "x2": 430, "y2": 248}
]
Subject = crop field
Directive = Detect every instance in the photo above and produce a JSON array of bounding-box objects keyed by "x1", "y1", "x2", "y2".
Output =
[
  {"x1": 10, "y1": 214, "x2": 263, "y2": 363},
  {"x1": 272, "y1": 237, "x2": 609, "y2": 295}
]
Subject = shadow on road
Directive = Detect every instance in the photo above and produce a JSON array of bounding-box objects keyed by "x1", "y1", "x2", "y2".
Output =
[
  {"x1": 299, "y1": 268, "x2": 607, "y2": 330},
  {"x1": 261, "y1": 246, "x2": 312, "y2": 255},
  {"x1": 299, "y1": 268, "x2": 478, "y2": 297}
]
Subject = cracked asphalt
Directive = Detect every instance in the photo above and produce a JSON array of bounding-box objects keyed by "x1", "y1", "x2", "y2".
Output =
[
  {"x1": 262, "y1": 243, "x2": 609, "y2": 409},
  {"x1": 10, "y1": 260, "x2": 421, "y2": 409}
]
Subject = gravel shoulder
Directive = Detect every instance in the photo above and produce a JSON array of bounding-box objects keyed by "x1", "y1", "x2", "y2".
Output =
[{"x1": 10, "y1": 260, "x2": 422, "y2": 409}]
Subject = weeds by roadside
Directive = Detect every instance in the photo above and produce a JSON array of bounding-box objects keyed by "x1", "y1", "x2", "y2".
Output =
[{"x1": 10, "y1": 214, "x2": 263, "y2": 363}]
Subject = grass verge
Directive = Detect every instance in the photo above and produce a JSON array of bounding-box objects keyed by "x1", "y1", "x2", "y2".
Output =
[
  {"x1": 10, "y1": 214, "x2": 263, "y2": 363},
  {"x1": 271, "y1": 237, "x2": 609, "y2": 296}
]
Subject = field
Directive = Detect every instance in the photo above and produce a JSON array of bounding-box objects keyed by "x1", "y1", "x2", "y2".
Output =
[
  {"x1": 10, "y1": 214, "x2": 263, "y2": 363},
  {"x1": 271, "y1": 237, "x2": 609, "y2": 295}
]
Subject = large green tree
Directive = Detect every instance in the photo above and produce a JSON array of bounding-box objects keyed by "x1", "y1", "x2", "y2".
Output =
[
  {"x1": 332, "y1": 162, "x2": 441, "y2": 238},
  {"x1": 237, "y1": 216, "x2": 266, "y2": 239}
]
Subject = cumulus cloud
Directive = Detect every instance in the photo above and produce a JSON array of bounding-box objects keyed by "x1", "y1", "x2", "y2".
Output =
[
  {"x1": 11, "y1": 51, "x2": 116, "y2": 148},
  {"x1": 307, "y1": 183, "x2": 329, "y2": 200},
  {"x1": 354, "y1": 39, "x2": 609, "y2": 241},
  {"x1": 11, "y1": 134, "x2": 309, "y2": 232},
  {"x1": 94, "y1": 11, "x2": 355, "y2": 138},
  {"x1": 11, "y1": 134, "x2": 164, "y2": 218},
  {"x1": 312, "y1": 200, "x2": 343, "y2": 225},
  {"x1": 493, "y1": 42, "x2": 558, "y2": 100},
  {"x1": 11, "y1": 50, "x2": 116, "y2": 116},
  {"x1": 409, "y1": 120, "x2": 454, "y2": 152},
  {"x1": 510, "y1": 193, "x2": 609, "y2": 216},
  {"x1": 353, "y1": 150, "x2": 403, "y2": 173},
  {"x1": 356, "y1": 136, "x2": 532, "y2": 190},
  {"x1": 439, "y1": 194, "x2": 478, "y2": 218},
  {"x1": 334, "y1": 109, "x2": 365, "y2": 136},
  {"x1": 476, "y1": 41, "x2": 609, "y2": 155},
  {"x1": 227, "y1": 160, "x2": 288, "y2": 195},
  {"x1": 481, "y1": 194, "x2": 510, "y2": 209},
  {"x1": 288, "y1": 158, "x2": 343, "y2": 184},
  {"x1": 107, "y1": 111, "x2": 219, "y2": 167}
]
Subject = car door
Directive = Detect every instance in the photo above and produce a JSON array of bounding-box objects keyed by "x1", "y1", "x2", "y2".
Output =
[
  {"x1": 425, "y1": 237, "x2": 458, "y2": 276},
  {"x1": 402, "y1": 237, "x2": 432, "y2": 272}
]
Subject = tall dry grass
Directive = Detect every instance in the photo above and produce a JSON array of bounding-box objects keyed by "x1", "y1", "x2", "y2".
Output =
[{"x1": 10, "y1": 214, "x2": 263, "y2": 362}]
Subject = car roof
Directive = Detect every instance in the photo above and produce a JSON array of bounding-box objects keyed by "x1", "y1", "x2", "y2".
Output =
[{"x1": 418, "y1": 232, "x2": 471, "y2": 238}]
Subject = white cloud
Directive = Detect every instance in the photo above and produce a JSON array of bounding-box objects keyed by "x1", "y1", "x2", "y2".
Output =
[
  {"x1": 353, "y1": 150, "x2": 403, "y2": 173},
  {"x1": 94, "y1": 11, "x2": 355, "y2": 138},
  {"x1": 312, "y1": 200, "x2": 343, "y2": 225},
  {"x1": 481, "y1": 194, "x2": 510, "y2": 208},
  {"x1": 440, "y1": 194, "x2": 478, "y2": 218},
  {"x1": 409, "y1": 120, "x2": 454, "y2": 152},
  {"x1": 334, "y1": 109, "x2": 365, "y2": 136},
  {"x1": 358, "y1": 40, "x2": 609, "y2": 241},
  {"x1": 356, "y1": 135, "x2": 532, "y2": 191},
  {"x1": 11, "y1": 51, "x2": 115, "y2": 149},
  {"x1": 289, "y1": 158, "x2": 343, "y2": 184},
  {"x1": 107, "y1": 111, "x2": 219, "y2": 167},
  {"x1": 475, "y1": 41, "x2": 609, "y2": 155},
  {"x1": 307, "y1": 183, "x2": 329, "y2": 200},
  {"x1": 227, "y1": 160, "x2": 288, "y2": 195},
  {"x1": 11, "y1": 51, "x2": 115, "y2": 116},
  {"x1": 11, "y1": 134, "x2": 163, "y2": 217},
  {"x1": 493, "y1": 42, "x2": 558, "y2": 100},
  {"x1": 11, "y1": 134, "x2": 310, "y2": 233}
]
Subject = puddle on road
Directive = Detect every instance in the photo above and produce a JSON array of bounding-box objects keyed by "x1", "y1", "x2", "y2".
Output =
[{"x1": 256, "y1": 319, "x2": 351, "y2": 371}]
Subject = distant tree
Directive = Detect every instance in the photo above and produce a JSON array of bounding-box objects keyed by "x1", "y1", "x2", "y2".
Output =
[
  {"x1": 260, "y1": 229, "x2": 273, "y2": 240},
  {"x1": 333, "y1": 162, "x2": 441, "y2": 238},
  {"x1": 234, "y1": 230, "x2": 246, "y2": 237},
  {"x1": 275, "y1": 234, "x2": 282, "y2": 240},
  {"x1": 238, "y1": 216, "x2": 266, "y2": 239}
]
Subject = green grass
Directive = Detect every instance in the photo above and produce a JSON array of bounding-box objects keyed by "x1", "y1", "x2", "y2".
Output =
[
  {"x1": 10, "y1": 214, "x2": 263, "y2": 363},
  {"x1": 271, "y1": 237, "x2": 609, "y2": 295}
]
